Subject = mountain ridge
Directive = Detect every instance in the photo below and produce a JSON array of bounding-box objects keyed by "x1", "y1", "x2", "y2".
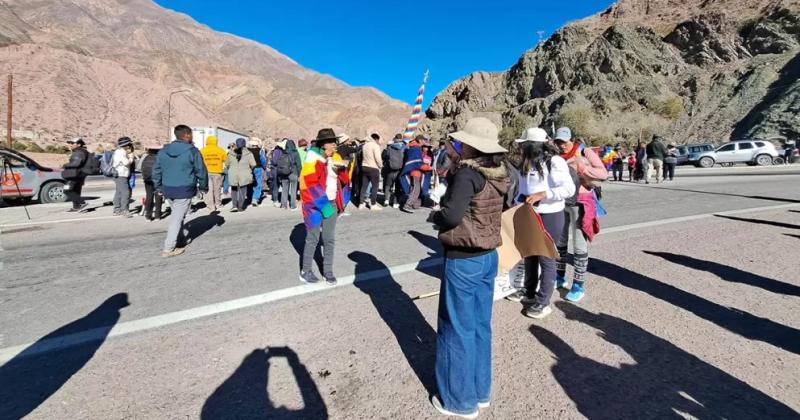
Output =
[
  {"x1": 422, "y1": 0, "x2": 800, "y2": 146},
  {"x1": 0, "y1": 0, "x2": 409, "y2": 146}
]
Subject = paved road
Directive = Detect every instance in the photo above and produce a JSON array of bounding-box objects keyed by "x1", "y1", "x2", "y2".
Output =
[{"x1": 1, "y1": 174, "x2": 799, "y2": 419}]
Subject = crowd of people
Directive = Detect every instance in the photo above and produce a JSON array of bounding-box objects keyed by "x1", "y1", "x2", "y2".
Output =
[
  {"x1": 59, "y1": 120, "x2": 681, "y2": 418},
  {"x1": 603, "y1": 135, "x2": 679, "y2": 184}
]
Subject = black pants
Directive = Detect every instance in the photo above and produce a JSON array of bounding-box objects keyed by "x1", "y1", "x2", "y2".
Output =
[
  {"x1": 664, "y1": 163, "x2": 676, "y2": 180},
  {"x1": 612, "y1": 164, "x2": 623, "y2": 181},
  {"x1": 382, "y1": 170, "x2": 399, "y2": 206},
  {"x1": 360, "y1": 167, "x2": 380, "y2": 205},
  {"x1": 524, "y1": 211, "x2": 565, "y2": 305},
  {"x1": 231, "y1": 186, "x2": 247, "y2": 210},
  {"x1": 66, "y1": 177, "x2": 85, "y2": 209},
  {"x1": 144, "y1": 181, "x2": 163, "y2": 219}
]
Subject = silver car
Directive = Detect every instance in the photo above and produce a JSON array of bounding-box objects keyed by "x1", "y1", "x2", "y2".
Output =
[
  {"x1": 0, "y1": 147, "x2": 68, "y2": 203},
  {"x1": 694, "y1": 140, "x2": 780, "y2": 168}
]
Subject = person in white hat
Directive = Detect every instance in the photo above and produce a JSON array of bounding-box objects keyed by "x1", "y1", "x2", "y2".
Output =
[
  {"x1": 427, "y1": 117, "x2": 510, "y2": 418},
  {"x1": 504, "y1": 127, "x2": 576, "y2": 320}
]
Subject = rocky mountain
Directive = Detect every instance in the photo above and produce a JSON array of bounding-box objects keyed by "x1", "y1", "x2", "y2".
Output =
[
  {"x1": 422, "y1": 0, "x2": 800, "y2": 147},
  {"x1": 0, "y1": 0, "x2": 410, "y2": 147}
]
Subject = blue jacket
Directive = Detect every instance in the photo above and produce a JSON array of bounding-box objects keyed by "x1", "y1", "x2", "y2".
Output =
[{"x1": 153, "y1": 140, "x2": 209, "y2": 199}]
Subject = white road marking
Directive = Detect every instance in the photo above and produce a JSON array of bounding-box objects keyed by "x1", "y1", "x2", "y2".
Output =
[
  {"x1": 0, "y1": 202, "x2": 798, "y2": 363},
  {"x1": 0, "y1": 215, "x2": 118, "y2": 228}
]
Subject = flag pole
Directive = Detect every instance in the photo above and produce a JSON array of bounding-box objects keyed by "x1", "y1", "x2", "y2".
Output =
[{"x1": 402, "y1": 70, "x2": 429, "y2": 142}]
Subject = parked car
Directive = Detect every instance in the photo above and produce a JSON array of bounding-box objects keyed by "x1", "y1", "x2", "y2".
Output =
[
  {"x1": 678, "y1": 143, "x2": 715, "y2": 166},
  {"x1": 0, "y1": 146, "x2": 68, "y2": 203},
  {"x1": 694, "y1": 140, "x2": 780, "y2": 168}
]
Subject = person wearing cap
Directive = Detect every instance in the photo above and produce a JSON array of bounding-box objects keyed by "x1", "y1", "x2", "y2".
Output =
[
  {"x1": 381, "y1": 134, "x2": 406, "y2": 208},
  {"x1": 359, "y1": 132, "x2": 383, "y2": 210},
  {"x1": 646, "y1": 134, "x2": 668, "y2": 183},
  {"x1": 247, "y1": 139, "x2": 267, "y2": 207},
  {"x1": 299, "y1": 128, "x2": 351, "y2": 285},
  {"x1": 112, "y1": 136, "x2": 136, "y2": 217},
  {"x1": 427, "y1": 117, "x2": 510, "y2": 418},
  {"x1": 399, "y1": 134, "x2": 427, "y2": 212},
  {"x1": 552, "y1": 127, "x2": 608, "y2": 303},
  {"x1": 200, "y1": 135, "x2": 227, "y2": 212},
  {"x1": 153, "y1": 124, "x2": 209, "y2": 257},
  {"x1": 63, "y1": 138, "x2": 90, "y2": 212},
  {"x1": 504, "y1": 128, "x2": 575, "y2": 319},
  {"x1": 225, "y1": 137, "x2": 256, "y2": 212},
  {"x1": 140, "y1": 144, "x2": 163, "y2": 221}
]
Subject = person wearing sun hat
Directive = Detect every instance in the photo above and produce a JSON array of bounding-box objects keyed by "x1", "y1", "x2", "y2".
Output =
[
  {"x1": 504, "y1": 127, "x2": 575, "y2": 320},
  {"x1": 427, "y1": 117, "x2": 510, "y2": 419},
  {"x1": 299, "y1": 128, "x2": 351, "y2": 286}
]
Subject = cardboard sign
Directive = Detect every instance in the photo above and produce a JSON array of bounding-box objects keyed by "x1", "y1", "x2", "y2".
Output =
[{"x1": 497, "y1": 204, "x2": 558, "y2": 276}]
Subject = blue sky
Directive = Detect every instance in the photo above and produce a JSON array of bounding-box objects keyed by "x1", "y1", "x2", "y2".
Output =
[{"x1": 154, "y1": 0, "x2": 614, "y2": 107}]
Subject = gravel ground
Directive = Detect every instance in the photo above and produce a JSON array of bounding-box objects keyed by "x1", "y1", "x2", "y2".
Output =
[{"x1": 2, "y1": 208, "x2": 798, "y2": 419}]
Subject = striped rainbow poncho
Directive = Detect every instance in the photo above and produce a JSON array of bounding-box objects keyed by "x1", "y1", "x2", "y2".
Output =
[{"x1": 299, "y1": 147, "x2": 350, "y2": 229}]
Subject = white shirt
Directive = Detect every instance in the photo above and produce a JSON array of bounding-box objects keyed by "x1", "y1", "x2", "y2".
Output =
[
  {"x1": 518, "y1": 155, "x2": 575, "y2": 214},
  {"x1": 112, "y1": 148, "x2": 132, "y2": 178},
  {"x1": 325, "y1": 158, "x2": 338, "y2": 200}
]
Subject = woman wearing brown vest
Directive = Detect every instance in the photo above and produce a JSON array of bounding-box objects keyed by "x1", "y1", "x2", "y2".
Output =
[{"x1": 428, "y1": 118, "x2": 510, "y2": 419}]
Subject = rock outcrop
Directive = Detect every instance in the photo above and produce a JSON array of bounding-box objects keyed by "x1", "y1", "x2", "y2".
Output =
[
  {"x1": 422, "y1": 0, "x2": 800, "y2": 146},
  {"x1": 0, "y1": 0, "x2": 409, "y2": 146}
]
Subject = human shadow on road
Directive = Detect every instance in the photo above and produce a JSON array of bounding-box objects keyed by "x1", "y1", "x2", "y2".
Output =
[
  {"x1": 201, "y1": 346, "x2": 328, "y2": 420},
  {"x1": 183, "y1": 214, "x2": 225, "y2": 245},
  {"x1": 407, "y1": 230, "x2": 444, "y2": 278},
  {"x1": 0, "y1": 293, "x2": 130, "y2": 419},
  {"x1": 591, "y1": 258, "x2": 800, "y2": 355},
  {"x1": 531, "y1": 302, "x2": 797, "y2": 419},
  {"x1": 715, "y1": 214, "x2": 800, "y2": 230},
  {"x1": 289, "y1": 223, "x2": 323, "y2": 273},
  {"x1": 645, "y1": 251, "x2": 800, "y2": 297},
  {"x1": 349, "y1": 251, "x2": 438, "y2": 396}
]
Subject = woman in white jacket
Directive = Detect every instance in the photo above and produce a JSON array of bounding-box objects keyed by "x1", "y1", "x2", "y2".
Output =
[
  {"x1": 112, "y1": 137, "x2": 135, "y2": 217},
  {"x1": 506, "y1": 128, "x2": 576, "y2": 319}
]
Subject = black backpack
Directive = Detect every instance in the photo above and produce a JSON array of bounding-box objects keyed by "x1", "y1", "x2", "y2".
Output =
[
  {"x1": 276, "y1": 152, "x2": 292, "y2": 176},
  {"x1": 141, "y1": 154, "x2": 156, "y2": 181},
  {"x1": 387, "y1": 146, "x2": 404, "y2": 170}
]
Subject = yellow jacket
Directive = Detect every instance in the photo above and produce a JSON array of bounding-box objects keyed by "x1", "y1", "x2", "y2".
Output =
[{"x1": 200, "y1": 136, "x2": 226, "y2": 174}]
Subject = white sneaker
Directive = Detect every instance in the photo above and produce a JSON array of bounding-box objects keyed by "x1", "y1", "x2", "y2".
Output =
[
  {"x1": 431, "y1": 395, "x2": 478, "y2": 419},
  {"x1": 370, "y1": 203, "x2": 383, "y2": 211},
  {"x1": 273, "y1": 202, "x2": 280, "y2": 208},
  {"x1": 392, "y1": 203, "x2": 400, "y2": 209},
  {"x1": 358, "y1": 204, "x2": 367, "y2": 210}
]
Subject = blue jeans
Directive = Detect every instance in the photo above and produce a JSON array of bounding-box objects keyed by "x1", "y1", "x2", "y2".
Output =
[
  {"x1": 436, "y1": 250, "x2": 498, "y2": 415},
  {"x1": 222, "y1": 169, "x2": 230, "y2": 194},
  {"x1": 252, "y1": 168, "x2": 265, "y2": 204}
]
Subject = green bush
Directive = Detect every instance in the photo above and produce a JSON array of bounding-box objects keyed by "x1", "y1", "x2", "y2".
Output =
[
  {"x1": 11, "y1": 140, "x2": 27, "y2": 151},
  {"x1": 654, "y1": 97, "x2": 683, "y2": 120},
  {"x1": 499, "y1": 114, "x2": 534, "y2": 149},
  {"x1": 26, "y1": 142, "x2": 45, "y2": 153},
  {"x1": 556, "y1": 104, "x2": 595, "y2": 139},
  {"x1": 44, "y1": 144, "x2": 70, "y2": 154}
]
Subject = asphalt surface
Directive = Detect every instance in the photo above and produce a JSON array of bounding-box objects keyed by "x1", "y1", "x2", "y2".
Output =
[{"x1": 1, "y1": 173, "x2": 799, "y2": 419}]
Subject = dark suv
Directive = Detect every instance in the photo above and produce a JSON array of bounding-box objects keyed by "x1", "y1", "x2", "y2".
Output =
[{"x1": 678, "y1": 143, "x2": 715, "y2": 166}]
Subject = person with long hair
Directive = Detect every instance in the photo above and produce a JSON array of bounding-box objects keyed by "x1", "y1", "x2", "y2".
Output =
[
  {"x1": 428, "y1": 118, "x2": 510, "y2": 418},
  {"x1": 505, "y1": 128, "x2": 575, "y2": 319}
]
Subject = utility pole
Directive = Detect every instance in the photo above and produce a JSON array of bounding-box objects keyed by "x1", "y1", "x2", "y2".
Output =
[
  {"x1": 6, "y1": 74, "x2": 12, "y2": 148},
  {"x1": 166, "y1": 89, "x2": 189, "y2": 142}
]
